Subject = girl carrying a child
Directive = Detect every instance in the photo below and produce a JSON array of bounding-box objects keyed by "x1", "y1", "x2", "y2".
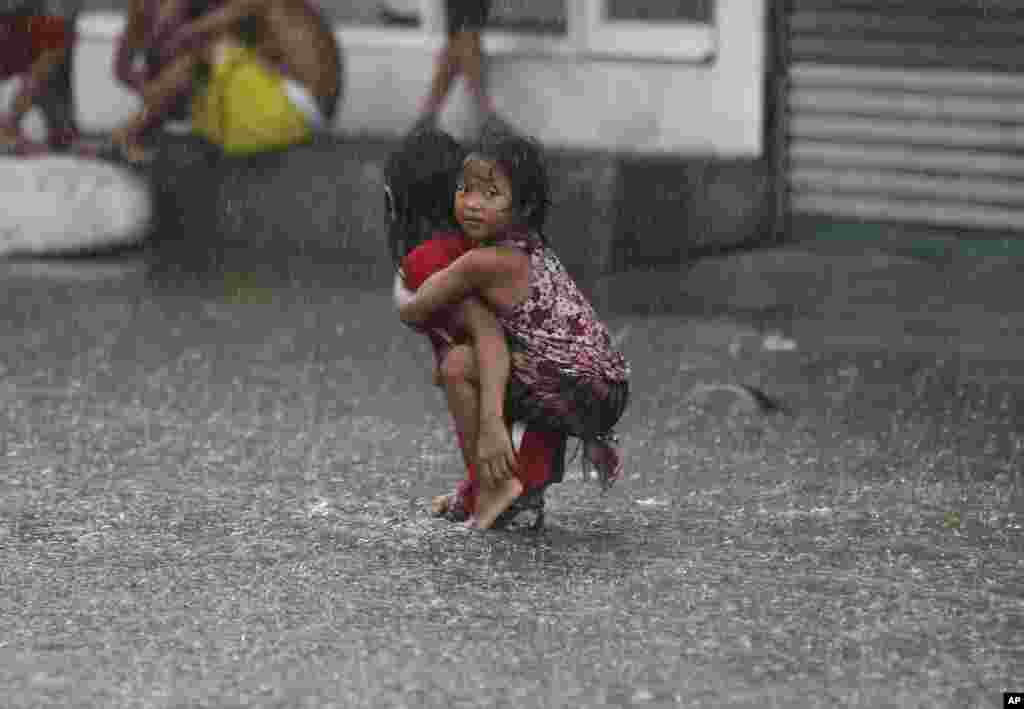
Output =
[
  {"x1": 386, "y1": 126, "x2": 566, "y2": 530},
  {"x1": 396, "y1": 123, "x2": 630, "y2": 529}
]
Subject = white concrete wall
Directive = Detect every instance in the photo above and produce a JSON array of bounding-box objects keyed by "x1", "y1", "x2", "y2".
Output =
[{"x1": 11, "y1": 0, "x2": 765, "y2": 157}]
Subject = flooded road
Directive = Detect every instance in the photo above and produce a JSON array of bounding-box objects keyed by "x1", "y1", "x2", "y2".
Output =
[{"x1": 0, "y1": 262, "x2": 1020, "y2": 708}]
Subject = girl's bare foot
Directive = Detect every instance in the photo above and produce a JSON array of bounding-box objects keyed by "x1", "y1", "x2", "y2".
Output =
[
  {"x1": 430, "y1": 494, "x2": 450, "y2": 516},
  {"x1": 475, "y1": 476, "x2": 523, "y2": 530}
]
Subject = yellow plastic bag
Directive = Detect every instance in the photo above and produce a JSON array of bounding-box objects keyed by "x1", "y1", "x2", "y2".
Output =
[{"x1": 191, "y1": 45, "x2": 312, "y2": 155}]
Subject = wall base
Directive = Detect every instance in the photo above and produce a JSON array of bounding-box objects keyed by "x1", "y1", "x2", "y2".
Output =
[{"x1": 141, "y1": 133, "x2": 774, "y2": 290}]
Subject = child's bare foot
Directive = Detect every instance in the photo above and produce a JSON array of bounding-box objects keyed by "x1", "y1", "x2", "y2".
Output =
[
  {"x1": 0, "y1": 120, "x2": 18, "y2": 149},
  {"x1": 474, "y1": 476, "x2": 524, "y2": 530},
  {"x1": 431, "y1": 480, "x2": 477, "y2": 522},
  {"x1": 108, "y1": 128, "x2": 154, "y2": 165},
  {"x1": 430, "y1": 494, "x2": 450, "y2": 516},
  {"x1": 0, "y1": 122, "x2": 48, "y2": 157},
  {"x1": 0, "y1": 119, "x2": 43, "y2": 155}
]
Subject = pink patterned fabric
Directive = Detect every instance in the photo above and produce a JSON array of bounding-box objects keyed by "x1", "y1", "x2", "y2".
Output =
[
  {"x1": 490, "y1": 228, "x2": 629, "y2": 488},
  {"x1": 496, "y1": 228, "x2": 629, "y2": 390}
]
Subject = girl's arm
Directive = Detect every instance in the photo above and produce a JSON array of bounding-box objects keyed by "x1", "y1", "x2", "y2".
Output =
[
  {"x1": 398, "y1": 266, "x2": 518, "y2": 481},
  {"x1": 175, "y1": 0, "x2": 268, "y2": 44},
  {"x1": 113, "y1": 0, "x2": 148, "y2": 89},
  {"x1": 394, "y1": 272, "x2": 454, "y2": 384},
  {"x1": 394, "y1": 271, "x2": 452, "y2": 340},
  {"x1": 397, "y1": 246, "x2": 526, "y2": 326}
]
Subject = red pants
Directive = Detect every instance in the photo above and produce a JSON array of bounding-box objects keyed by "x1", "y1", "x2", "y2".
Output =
[
  {"x1": 455, "y1": 427, "x2": 563, "y2": 517},
  {"x1": 403, "y1": 234, "x2": 565, "y2": 516}
]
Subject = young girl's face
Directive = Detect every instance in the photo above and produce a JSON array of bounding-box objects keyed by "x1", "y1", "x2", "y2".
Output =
[{"x1": 454, "y1": 157, "x2": 516, "y2": 244}]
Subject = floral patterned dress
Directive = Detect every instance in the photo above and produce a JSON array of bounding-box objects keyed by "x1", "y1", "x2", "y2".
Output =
[{"x1": 494, "y1": 228, "x2": 630, "y2": 486}]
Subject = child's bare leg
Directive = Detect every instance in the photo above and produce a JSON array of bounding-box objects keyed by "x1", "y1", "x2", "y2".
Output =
[
  {"x1": 111, "y1": 47, "x2": 204, "y2": 158},
  {"x1": 438, "y1": 337, "x2": 520, "y2": 529},
  {"x1": 460, "y1": 31, "x2": 493, "y2": 115},
  {"x1": 431, "y1": 355, "x2": 459, "y2": 516},
  {"x1": 439, "y1": 344, "x2": 482, "y2": 474},
  {"x1": 418, "y1": 44, "x2": 459, "y2": 122},
  {"x1": 2, "y1": 48, "x2": 64, "y2": 146}
]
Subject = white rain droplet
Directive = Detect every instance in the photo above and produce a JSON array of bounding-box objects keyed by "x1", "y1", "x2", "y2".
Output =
[
  {"x1": 636, "y1": 498, "x2": 670, "y2": 507},
  {"x1": 611, "y1": 324, "x2": 631, "y2": 347},
  {"x1": 762, "y1": 333, "x2": 797, "y2": 351}
]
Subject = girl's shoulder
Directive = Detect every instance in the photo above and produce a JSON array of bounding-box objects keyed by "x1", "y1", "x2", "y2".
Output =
[
  {"x1": 465, "y1": 242, "x2": 529, "y2": 271},
  {"x1": 455, "y1": 242, "x2": 530, "y2": 290},
  {"x1": 429, "y1": 228, "x2": 467, "y2": 242},
  {"x1": 488, "y1": 226, "x2": 545, "y2": 258}
]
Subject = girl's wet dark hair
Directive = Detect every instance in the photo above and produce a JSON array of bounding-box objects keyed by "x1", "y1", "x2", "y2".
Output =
[
  {"x1": 384, "y1": 127, "x2": 464, "y2": 267},
  {"x1": 466, "y1": 121, "x2": 551, "y2": 240}
]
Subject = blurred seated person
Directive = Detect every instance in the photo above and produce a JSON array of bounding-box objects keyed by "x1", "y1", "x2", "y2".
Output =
[
  {"x1": 112, "y1": 0, "x2": 198, "y2": 128},
  {"x1": 110, "y1": 0, "x2": 342, "y2": 163},
  {"x1": 1, "y1": 0, "x2": 83, "y2": 154}
]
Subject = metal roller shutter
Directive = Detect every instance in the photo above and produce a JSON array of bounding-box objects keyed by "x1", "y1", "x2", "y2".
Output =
[{"x1": 786, "y1": 0, "x2": 1024, "y2": 232}]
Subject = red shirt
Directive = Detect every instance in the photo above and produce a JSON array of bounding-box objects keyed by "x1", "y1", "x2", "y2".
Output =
[{"x1": 400, "y1": 230, "x2": 472, "y2": 341}]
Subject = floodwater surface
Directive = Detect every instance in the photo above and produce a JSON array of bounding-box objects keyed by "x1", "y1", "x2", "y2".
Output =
[{"x1": 0, "y1": 266, "x2": 1020, "y2": 708}]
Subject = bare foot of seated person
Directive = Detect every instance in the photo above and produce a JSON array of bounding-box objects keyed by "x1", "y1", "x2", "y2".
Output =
[
  {"x1": 2, "y1": 47, "x2": 70, "y2": 155},
  {"x1": 0, "y1": 119, "x2": 19, "y2": 149}
]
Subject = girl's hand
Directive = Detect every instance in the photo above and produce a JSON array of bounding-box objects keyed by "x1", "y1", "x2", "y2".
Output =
[
  {"x1": 477, "y1": 416, "x2": 518, "y2": 487},
  {"x1": 393, "y1": 272, "x2": 415, "y2": 312},
  {"x1": 163, "y1": 23, "x2": 203, "y2": 57}
]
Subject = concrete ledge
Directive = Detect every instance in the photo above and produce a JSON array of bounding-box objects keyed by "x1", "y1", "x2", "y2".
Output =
[
  {"x1": 612, "y1": 157, "x2": 773, "y2": 270},
  {"x1": 141, "y1": 134, "x2": 773, "y2": 289}
]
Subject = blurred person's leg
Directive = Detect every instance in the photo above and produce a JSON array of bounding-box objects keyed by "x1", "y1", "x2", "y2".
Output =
[
  {"x1": 459, "y1": 30, "x2": 494, "y2": 118},
  {"x1": 110, "y1": 46, "x2": 205, "y2": 163},
  {"x1": 36, "y1": 28, "x2": 80, "y2": 151},
  {"x1": 1, "y1": 47, "x2": 65, "y2": 152},
  {"x1": 414, "y1": 0, "x2": 493, "y2": 130},
  {"x1": 416, "y1": 43, "x2": 458, "y2": 129}
]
